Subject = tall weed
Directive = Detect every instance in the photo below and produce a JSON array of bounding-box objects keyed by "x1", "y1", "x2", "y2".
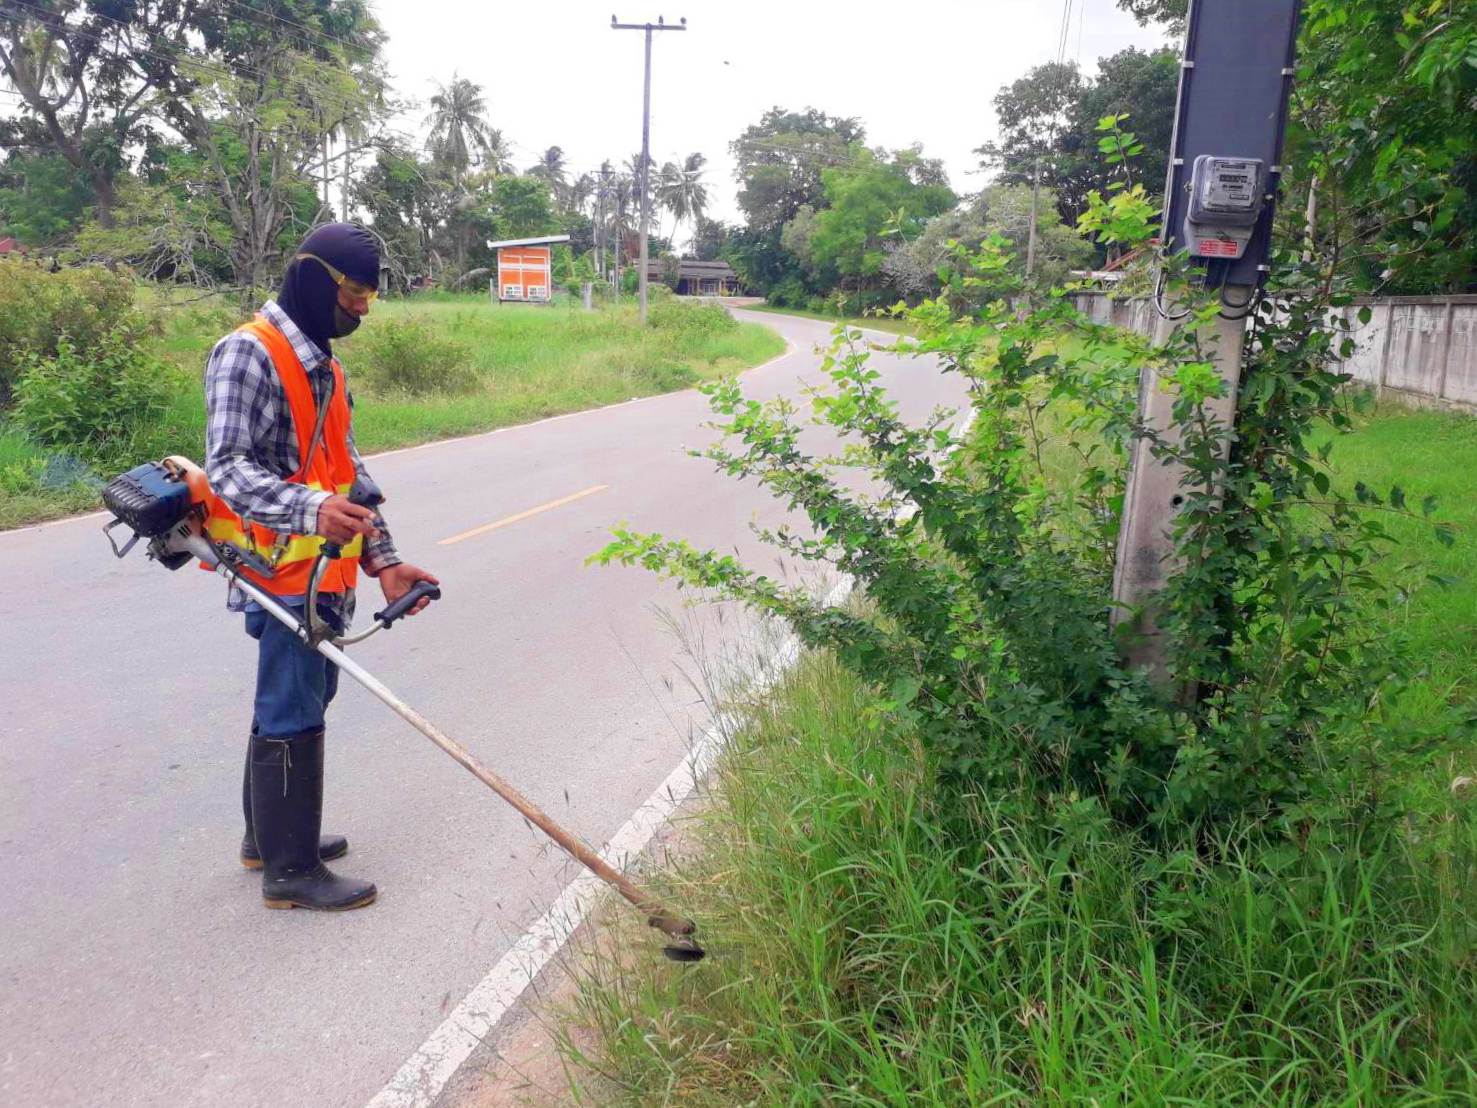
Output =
[{"x1": 564, "y1": 655, "x2": 1477, "y2": 1105}]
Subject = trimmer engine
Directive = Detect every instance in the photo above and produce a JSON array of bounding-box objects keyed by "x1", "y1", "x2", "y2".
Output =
[{"x1": 102, "y1": 460, "x2": 202, "y2": 569}]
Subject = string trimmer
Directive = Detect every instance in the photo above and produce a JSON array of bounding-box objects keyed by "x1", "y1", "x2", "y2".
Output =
[{"x1": 100, "y1": 457, "x2": 705, "y2": 962}]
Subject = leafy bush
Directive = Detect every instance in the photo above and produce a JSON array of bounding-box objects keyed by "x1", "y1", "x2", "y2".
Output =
[
  {"x1": 596, "y1": 227, "x2": 1451, "y2": 836},
  {"x1": 12, "y1": 327, "x2": 176, "y2": 471},
  {"x1": 0, "y1": 261, "x2": 140, "y2": 402},
  {"x1": 348, "y1": 316, "x2": 479, "y2": 396},
  {"x1": 647, "y1": 300, "x2": 737, "y2": 341}
]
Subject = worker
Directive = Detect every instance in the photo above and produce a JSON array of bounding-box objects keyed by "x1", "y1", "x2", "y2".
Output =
[{"x1": 203, "y1": 222, "x2": 438, "y2": 911}]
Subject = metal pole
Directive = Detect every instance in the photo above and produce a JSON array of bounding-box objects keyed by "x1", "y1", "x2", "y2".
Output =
[{"x1": 638, "y1": 26, "x2": 652, "y2": 324}]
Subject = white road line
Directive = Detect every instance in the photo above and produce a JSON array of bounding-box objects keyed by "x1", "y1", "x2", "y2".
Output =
[
  {"x1": 365, "y1": 394, "x2": 971, "y2": 1108},
  {"x1": 363, "y1": 575, "x2": 853, "y2": 1108}
]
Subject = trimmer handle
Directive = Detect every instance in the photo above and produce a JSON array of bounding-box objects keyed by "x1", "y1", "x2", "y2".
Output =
[
  {"x1": 320, "y1": 475, "x2": 386, "y2": 560},
  {"x1": 373, "y1": 580, "x2": 442, "y2": 629}
]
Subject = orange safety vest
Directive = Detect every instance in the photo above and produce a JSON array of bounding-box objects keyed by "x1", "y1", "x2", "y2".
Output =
[{"x1": 200, "y1": 316, "x2": 361, "y2": 595}]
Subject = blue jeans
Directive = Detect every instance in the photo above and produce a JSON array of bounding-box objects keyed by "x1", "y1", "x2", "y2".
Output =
[{"x1": 245, "y1": 603, "x2": 343, "y2": 737}]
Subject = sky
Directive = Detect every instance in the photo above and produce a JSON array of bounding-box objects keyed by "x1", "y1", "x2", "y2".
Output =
[{"x1": 371, "y1": 0, "x2": 1170, "y2": 229}]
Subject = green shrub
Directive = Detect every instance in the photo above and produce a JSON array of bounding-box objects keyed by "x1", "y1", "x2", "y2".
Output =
[
  {"x1": 647, "y1": 300, "x2": 737, "y2": 341},
  {"x1": 0, "y1": 260, "x2": 139, "y2": 402},
  {"x1": 12, "y1": 327, "x2": 175, "y2": 471},
  {"x1": 596, "y1": 229, "x2": 1453, "y2": 835},
  {"x1": 348, "y1": 316, "x2": 479, "y2": 396}
]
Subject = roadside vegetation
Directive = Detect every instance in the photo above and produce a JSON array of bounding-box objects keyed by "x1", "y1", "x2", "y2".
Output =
[
  {"x1": 0, "y1": 272, "x2": 781, "y2": 530},
  {"x1": 566, "y1": 399, "x2": 1477, "y2": 1105},
  {"x1": 571, "y1": 78, "x2": 1477, "y2": 1097}
]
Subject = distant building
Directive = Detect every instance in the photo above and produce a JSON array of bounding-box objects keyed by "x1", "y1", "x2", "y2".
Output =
[
  {"x1": 487, "y1": 234, "x2": 571, "y2": 302},
  {"x1": 645, "y1": 258, "x2": 740, "y2": 297},
  {"x1": 0, "y1": 237, "x2": 29, "y2": 256}
]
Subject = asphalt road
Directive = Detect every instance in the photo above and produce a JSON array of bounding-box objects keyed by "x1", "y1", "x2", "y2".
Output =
[{"x1": 0, "y1": 309, "x2": 966, "y2": 1107}]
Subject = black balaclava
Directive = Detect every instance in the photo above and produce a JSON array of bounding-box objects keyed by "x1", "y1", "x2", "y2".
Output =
[{"x1": 276, "y1": 222, "x2": 381, "y2": 355}]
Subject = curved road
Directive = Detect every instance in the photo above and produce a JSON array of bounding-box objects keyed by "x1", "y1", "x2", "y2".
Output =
[{"x1": 0, "y1": 309, "x2": 966, "y2": 1107}]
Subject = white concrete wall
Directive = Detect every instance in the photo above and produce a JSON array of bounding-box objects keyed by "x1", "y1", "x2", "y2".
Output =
[{"x1": 1073, "y1": 292, "x2": 1477, "y2": 410}]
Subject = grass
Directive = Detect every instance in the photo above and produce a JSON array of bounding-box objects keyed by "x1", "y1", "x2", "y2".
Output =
[
  {"x1": 562, "y1": 650, "x2": 1477, "y2": 1105},
  {"x1": 745, "y1": 301, "x2": 917, "y2": 335},
  {"x1": 554, "y1": 398, "x2": 1477, "y2": 1104},
  {"x1": 1319, "y1": 405, "x2": 1477, "y2": 741},
  {"x1": 0, "y1": 293, "x2": 783, "y2": 530}
]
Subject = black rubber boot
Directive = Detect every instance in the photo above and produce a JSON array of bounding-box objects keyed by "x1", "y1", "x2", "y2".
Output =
[
  {"x1": 240, "y1": 738, "x2": 347, "y2": 869},
  {"x1": 249, "y1": 729, "x2": 376, "y2": 911}
]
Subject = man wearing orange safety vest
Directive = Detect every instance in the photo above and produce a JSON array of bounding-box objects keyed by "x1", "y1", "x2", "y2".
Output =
[{"x1": 204, "y1": 223, "x2": 438, "y2": 911}]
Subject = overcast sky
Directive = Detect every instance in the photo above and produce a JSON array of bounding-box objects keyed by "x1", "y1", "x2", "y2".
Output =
[{"x1": 373, "y1": 0, "x2": 1169, "y2": 229}]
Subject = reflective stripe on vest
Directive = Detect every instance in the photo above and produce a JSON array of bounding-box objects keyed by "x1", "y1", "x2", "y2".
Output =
[{"x1": 199, "y1": 316, "x2": 361, "y2": 596}]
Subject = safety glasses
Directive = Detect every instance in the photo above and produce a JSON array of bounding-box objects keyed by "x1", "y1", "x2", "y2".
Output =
[{"x1": 296, "y1": 252, "x2": 379, "y2": 303}]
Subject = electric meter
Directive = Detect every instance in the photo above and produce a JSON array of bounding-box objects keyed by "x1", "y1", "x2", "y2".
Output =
[{"x1": 1183, "y1": 155, "x2": 1266, "y2": 260}]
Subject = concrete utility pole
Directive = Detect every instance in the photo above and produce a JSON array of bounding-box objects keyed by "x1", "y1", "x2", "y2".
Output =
[
  {"x1": 1025, "y1": 155, "x2": 1041, "y2": 278},
  {"x1": 1110, "y1": 0, "x2": 1303, "y2": 683},
  {"x1": 611, "y1": 14, "x2": 686, "y2": 325}
]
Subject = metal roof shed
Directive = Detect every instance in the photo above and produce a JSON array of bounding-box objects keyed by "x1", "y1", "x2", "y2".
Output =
[{"x1": 487, "y1": 234, "x2": 571, "y2": 303}]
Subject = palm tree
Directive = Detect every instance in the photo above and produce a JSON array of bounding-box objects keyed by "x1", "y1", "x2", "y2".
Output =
[
  {"x1": 655, "y1": 153, "x2": 709, "y2": 252},
  {"x1": 483, "y1": 129, "x2": 515, "y2": 175},
  {"x1": 655, "y1": 161, "x2": 683, "y2": 244},
  {"x1": 425, "y1": 76, "x2": 497, "y2": 181},
  {"x1": 527, "y1": 145, "x2": 569, "y2": 205},
  {"x1": 567, "y1": 172, "x2": 595, "y2": 216},
  {"x1": 678, "y1": 152, "x2": 709, "y2": 243},
  {"x1": 610, "y1": 172, "x2": 634, "y2": 270}
]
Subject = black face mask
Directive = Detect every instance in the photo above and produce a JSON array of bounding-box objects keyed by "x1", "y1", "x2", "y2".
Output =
[{"x1": 332, "y1": 303, "x2": 362, "y2": 338}]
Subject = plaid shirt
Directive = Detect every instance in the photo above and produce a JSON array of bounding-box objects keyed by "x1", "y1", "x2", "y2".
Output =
[{"x1": 204, "y1": 300, "x2": 400, "y2": 620}]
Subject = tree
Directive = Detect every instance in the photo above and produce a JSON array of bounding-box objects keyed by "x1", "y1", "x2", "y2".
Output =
[
  {"x1": 1116, "y1": 0, "x2": 1187, "y2": 29},
  {"x1": 566, "y1": 172, "x2": 594, "y2": 216},
  {"x1": 689, "y1": 216, "x2": 731, "y2": 262},
  {"x1": 1294, "y1": 0, "x2": 1477, "y2": 293},
  {"x1": 0, "y1": 1, "x2": 209, "y2": 227},
  {"x1": 0, "y1": 151, "x2": 94, "y2": 246},
  {"x1": 975, "y1": 61, "x2": 1083, "y2": 187},
  {"x1": 656, "y1": 152, "x2": 708, "y2": 252},
  {"x1": 976, "y1": 49, "x2": 1177, "y2": 231},
  {"x1": 527, "y1": 145, "x2": 568, "y2": 204},
  {"x1": 426, "y1": 76, "x2": 498, "y2": 181},
  {"x1": 353, "y1": 142, "x2": 445, "y2": 287},
  {"x1": 175, "y1": 12, "x2": 386, "y2": 291},
  {"x1": 731, "y1": 106, "x2": 866, "y2": 232},
  {"x1": 807, "y1": 148, "x2": 956, "y2": 308}
]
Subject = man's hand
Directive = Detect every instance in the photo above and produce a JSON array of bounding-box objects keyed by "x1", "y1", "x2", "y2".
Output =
[
  {"x1": 316, "y1": 494, "x2": 380, "y2": 545},
  {"x1": 377, "y1": 563, "x2": 440, "y2": 617}
]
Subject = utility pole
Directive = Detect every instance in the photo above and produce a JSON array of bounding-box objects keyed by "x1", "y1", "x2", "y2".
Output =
[
  {"x1": 595, "y1": 171, "x2": 605, "y2": 279},
  {"x1": 341, "y1": 139, "x2": 352, "y2": 222},
  {"x1": 1110, "y1": 0, "x2": 1303, "y2": 684},
  {"x1": 611, "y1": 14, "x2": 686, "y2": 325},
  {"x1": 1025, "y1": 155, "x2": 1041, "y2": 278}
]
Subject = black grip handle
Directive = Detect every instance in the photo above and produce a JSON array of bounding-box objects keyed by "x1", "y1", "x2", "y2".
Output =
[
  {"x1": 319, "y1": 477, "x2": 385, "y2": 560},
  {"x1": 374, "y1": 580, "x2": 441, "y2": 628},
  {"x1": 347, "y1": 474, "x2": 384, "y2": 509}
]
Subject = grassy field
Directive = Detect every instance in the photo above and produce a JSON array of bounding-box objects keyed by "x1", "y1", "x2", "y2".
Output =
[
  {"x1": 0, "y1": 294, "x2": 783, "y2": 530},
  {"x1": 556, "y1": 401, "x2": 1477, "y2": 1105}
]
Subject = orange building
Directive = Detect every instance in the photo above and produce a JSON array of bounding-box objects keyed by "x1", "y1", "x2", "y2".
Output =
[{"x1": 488, "y1": 234, "x2": 570, "y2": 303}]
